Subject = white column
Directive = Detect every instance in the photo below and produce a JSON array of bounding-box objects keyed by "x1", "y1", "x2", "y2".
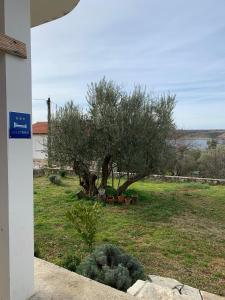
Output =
[{"x1": 0, "y1": 0, "x2": 34, "y2": 299}]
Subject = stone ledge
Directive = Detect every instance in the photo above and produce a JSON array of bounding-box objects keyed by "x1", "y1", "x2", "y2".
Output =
[
  {"x1": 30, "y1": 258, "x2": 136, "y2": 300},
  {"x1": 201, "y1": 291, "x2": 225, "y2": 300},
  {"x1": 127, "y1": 276, "x2": 225, "y2": 300},
  {"x1": 30, "y1": 260, "x2": 225, "y2": 300}
]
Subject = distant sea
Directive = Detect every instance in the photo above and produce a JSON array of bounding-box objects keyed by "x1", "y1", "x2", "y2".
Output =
[{"x1": 177, "y1": 138, "x2": 225, "y2": 149}]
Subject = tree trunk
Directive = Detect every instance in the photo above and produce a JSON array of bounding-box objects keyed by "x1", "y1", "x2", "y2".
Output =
[
  {"x1": 73, "y1": 160, "x2": 98, "y2": 197},
  {"x1": 117, "y1": 174, "x2": 146, "y2": 196},
  {"x1": 117, "y1": 175, "x2": 121, "y2": 190},
  {"x1": 89, "y1": 173, "x2": 98, "y2": 197},
  {"x1": 111, "y1": 163, "x2": 114, "y2": 189},
  {"x1": 100, "y1": 155, "x2": 111, "y2": 189}
]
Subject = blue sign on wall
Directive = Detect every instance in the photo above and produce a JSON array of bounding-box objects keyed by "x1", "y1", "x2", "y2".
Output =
[{"x1": 9, "y1": 112, "x2": 31, "y2": 139}]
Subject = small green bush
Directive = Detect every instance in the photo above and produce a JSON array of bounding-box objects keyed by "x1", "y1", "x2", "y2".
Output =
[
  {"x1": 105, "y1": 186, "x2": 117, "y2": 197},
  {"x1": 66, "y1": 202, "x2": 103, "y2": 251},
  {"x1": 123, "y1": 189, "x2": 137, "y2": 198},
  {"x1": 62, "y1": 254, "x2": 80, "y2": 272},
  {"x1": 49, "y1": 175, "x2": 61, "y2": 186},
  {"x1": 34, "y1": 241, "x2": 41, "y2": 258},
  {"x1": 78, "y1": 244, "x2": 145, "y2": 291},
  {"x1": 59, "y1": 169, "x2": 66, "y2": 178}
]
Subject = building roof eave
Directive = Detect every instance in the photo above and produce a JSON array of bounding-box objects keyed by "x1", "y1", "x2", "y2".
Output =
[{"x1": 31, "y1": 0, "x2": 80, "y2": 28}]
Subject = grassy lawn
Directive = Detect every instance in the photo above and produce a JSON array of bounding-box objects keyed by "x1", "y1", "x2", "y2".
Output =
[{"x1": 34, "y1": 176, "x2": 225, "y2": 296}]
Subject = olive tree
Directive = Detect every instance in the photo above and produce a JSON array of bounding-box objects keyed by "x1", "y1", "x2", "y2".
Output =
[
  {"x1": 115, "y1": 88, "x2": 175, "y2": 194},
  {"x1": 50, "y1": 78, "x2": 175, "y2": 196}
]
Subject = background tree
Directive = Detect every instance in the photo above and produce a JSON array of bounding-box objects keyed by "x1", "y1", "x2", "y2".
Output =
[
  {"x1": 207, "y1": 138, "x2": 218, "y2": 150},
  {"x1": 50, "y1": 78, "x2": 175, "y2": 196},
  {"x1": 168, "y1": 144, "x2": 201, "y2": 176},
  {"x1": 199, "y1": 145, "x2": 225, "y2": 179}
]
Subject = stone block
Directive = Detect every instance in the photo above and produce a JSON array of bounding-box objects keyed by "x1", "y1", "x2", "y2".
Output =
[
  {"x1": 127, "y1": 275, "x2": 225, "y2": 300},
  {"x1": 201, "y1": 291, "x2": 225, "y2": 300}
]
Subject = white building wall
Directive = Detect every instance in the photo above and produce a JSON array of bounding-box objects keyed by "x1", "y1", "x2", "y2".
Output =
[{"x1": 33, "y1": 134, "x2": 47, "y2": 160}]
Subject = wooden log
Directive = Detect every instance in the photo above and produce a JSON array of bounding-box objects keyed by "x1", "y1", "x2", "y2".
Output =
[{"x1": 0, "y1": 33, "x2": 27, "y2": 59}]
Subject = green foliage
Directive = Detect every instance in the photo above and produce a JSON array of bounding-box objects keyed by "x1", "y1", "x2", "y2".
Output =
[
  {"x1": 49, "y1": 175, "x2": 61, "y2": 186},
  {"x1": 50, "y1": 78, "x2": 175, "y2": 195},
  {"x1": 59, "y1": 169, "x2": 66, "y2": 178},
  {"x1": 66, "y1": 202, "x2": 103, "y2": 251},
  {"x1": 105, "y1": 185, "x2": 117, "y2": 197},
  {"x1": 169, "y1": 142, "x2": 225, "y2": 179},
  {"x1": 115, "y1": 89, "x2": 175, "y2": 176},
  {"x1": 168, "y1": 144, "x2": 201, "y2": 176},
  {"x1": 199, "y1": 145, "x2": 225, "y2": 179},
  {"x1": 123, "y1": 189, "x2": 138, "y2": 197},
  {"x1": 34, "y1": 241, "x2": 41, "y2": 258},
  {"x1": 207, "y1": 139, "x2": 218, "y2": 150},
  {"x1": 78, "y1": 244, "x2": 145, "y2": 291},
  {"x1": 61, "y1": 254, "x2": 81, "y2": 272}
]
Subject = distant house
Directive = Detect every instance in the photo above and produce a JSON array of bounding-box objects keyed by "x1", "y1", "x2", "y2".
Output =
[{"x1": 32, "y1": 122, "x2": 48, "y2": 168}]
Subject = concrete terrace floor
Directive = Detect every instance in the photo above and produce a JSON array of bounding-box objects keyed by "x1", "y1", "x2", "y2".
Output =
[{"x1": 30, "y1": 258, "x2": 136, "y2": 300}]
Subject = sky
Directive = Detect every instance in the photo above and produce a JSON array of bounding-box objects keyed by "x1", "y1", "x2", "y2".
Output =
[{"x1": 31, "y1": 0, "x2": 225, "y2": 129}]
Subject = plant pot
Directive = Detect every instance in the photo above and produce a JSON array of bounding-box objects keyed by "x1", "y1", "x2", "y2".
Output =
[
  {"x1": 117, "y1": 195, "x2": 125, "y2": 204},
  {"x1": 125, "y1": 197, "x2": 132, "y2": 206},
  {"x1": 106, "y1": 196, "x2": 114, "y2": 204}
]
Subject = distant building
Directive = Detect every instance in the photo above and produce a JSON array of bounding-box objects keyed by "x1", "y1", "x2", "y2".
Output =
[{"x1": 32, "y1": 122, "x2": 48, "y2": 168}]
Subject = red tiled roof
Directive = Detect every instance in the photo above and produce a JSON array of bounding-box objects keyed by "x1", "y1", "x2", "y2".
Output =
[{"x1": 32, "y1": 122, "x2": 48, "y2": 134}]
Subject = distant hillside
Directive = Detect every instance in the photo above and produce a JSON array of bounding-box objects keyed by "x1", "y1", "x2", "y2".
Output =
[{"x1": 176, "y1": 129, "x2": 225, "y2": 140}]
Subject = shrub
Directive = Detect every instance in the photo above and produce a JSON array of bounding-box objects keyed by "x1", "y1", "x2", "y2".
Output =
[
  {"x1": 34, "y1": 241, "x2": 41, "y2": 258},
  {"x1": 199, "y1": 145, "x2": 225, "y2": 179},
  {"x1": 59, "y1": 169, "x2": 66, "y2": 178},
  {"x1": 78, "y1": 244, "x2": 145, "y2": 291},
  {"x1": 49, "y1": 175, "x2": 61, "y2": 185},
  {"x1": 105, "y1": 186, "x2": 117, "y2": 197},
  {"x1": 62, "y1": 254, "x2": 80, "y2": 272},
  {"x1": 66, "y1": 202, "x2": 103, "y2": 251}
]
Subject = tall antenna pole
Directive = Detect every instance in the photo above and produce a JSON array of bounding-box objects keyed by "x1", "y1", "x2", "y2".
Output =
[{"x1": 47, "y1": 97, "x2": 52, "y2": 167}]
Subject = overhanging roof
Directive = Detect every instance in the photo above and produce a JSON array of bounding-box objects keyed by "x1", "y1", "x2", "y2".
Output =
[{"x1": 31, "y1": 0, "x2": 80, "y2": 27}]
